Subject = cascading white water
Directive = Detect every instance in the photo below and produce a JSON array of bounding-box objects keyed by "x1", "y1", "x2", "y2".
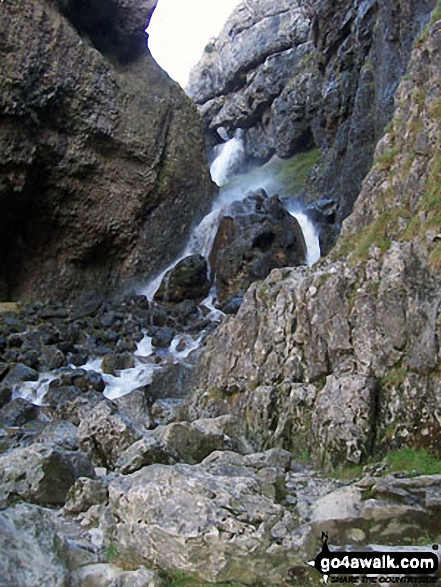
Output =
[
  {"x1": 140, "y1": 132, "x2": 322, "y2": 299},
  {"x1": 288, "y1": 210, "x2": 321, "y2": 266},
  {"x1": 139, "y1": 130, "x2": 246, "y2": 301},
  {"x1": 18, "y1": 136, "x2": 322, "y2": 406},
  {"x1": 210, "y1": 129, "x2": 245, "y2": 187}
]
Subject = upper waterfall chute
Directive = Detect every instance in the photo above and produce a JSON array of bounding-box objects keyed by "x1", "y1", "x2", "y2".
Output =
[
  {"x1": 210, "y1": 129, "x2": 245, "y2": 187},
  {"x1": 288, "y1": 209, "x2": 321, "y2": 266},
  {"x1": 140, "y1": 137, "x2": 322, "y2": 300}
]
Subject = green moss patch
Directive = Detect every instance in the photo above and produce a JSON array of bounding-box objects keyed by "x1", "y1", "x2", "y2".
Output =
[
  {"x1": 350, "y1": 212, "x2": 392, "y2": 261},
  {"x1": 225, "y1": 148, "x2": 322, "y2": 197},
  {"x1": 164, "y1": 571, "x2": 245, "y2": 587},
  {"x1": 386, "y1": 448, "x2": 441, "y2": 475}
]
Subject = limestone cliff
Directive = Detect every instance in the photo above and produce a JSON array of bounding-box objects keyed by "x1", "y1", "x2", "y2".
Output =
[
  {"x1": 0, "y1": 0, "x2": 214, "y2": 301},
  {"x1": 184, "y1": 7, "x2": 441, "y2": 470},
  {"x1": 187, "y1": 0, "x2": 436, "y2": 249}
]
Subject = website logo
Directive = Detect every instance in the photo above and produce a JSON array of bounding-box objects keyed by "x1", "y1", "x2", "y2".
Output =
[{"x1": 307, "y1": 533, "x2": 439, "y2": 585}]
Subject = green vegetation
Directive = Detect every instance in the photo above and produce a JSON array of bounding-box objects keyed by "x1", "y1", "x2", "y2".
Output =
[
  {"x1": 401, "y1": 533, "x2": 441, "y2": 546},
  {"x1": 430, "y1": 241, "x2": 441, "y2": 269},
  {"x1": 327, "y1": 447, "x2": 441, "y2": 481},
  {"x1": 105, "y1": 544, "x2": 119, "y2": 564},
  {"x1": 430, "y1": 0, "x2": 441, "y2": 24},
  {"x1": 257, "y1": 283, "x2": 274, "y2": 307},
  {"x1": 330, "y1": 463, "x2": 366, "y2": 482},
  {"x1": 270, "y1": 148, "x2": 322, "y2": 196},
  {"x1": 381, "y1": 365, "x2": 408, "y2": 389},
  {"x1": 164, "y1": 571, "x2": 245, "y2": 587},
  {"x1": 298, "y1": 448, "x2": 311, "y2": 462},
  {"x1": 403, "y1": 152, "x2": 441, "y2": 267},
  {"x1": 224, "y1": 148, "x2": 322, "y2": 197},
  {"x1": 350, "y1": 211, "x2": 392, "y2": 261},
  {"x1": 385, "y1": 448, "x2": 441, "y2": 476},
  {"x1": 207, "y1": 386, "x2": 227, "y2": 401},
  {"x1": 414, "y1": 0, "x2": 441, "y2": 48},
  {"x1": 373, "y1": 146, "x2": 400, "y2": 172}
]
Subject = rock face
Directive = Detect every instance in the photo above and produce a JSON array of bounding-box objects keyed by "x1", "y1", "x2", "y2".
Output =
[
  {"x1": 188, "y1": 0, "x2": 436, "y2": 247},
  {"x1": 184, "y1": 13, "x2": 441, "y2": 469},
  {"x1": 0, "y1": 0, "x2": 213, "y2": 301}
]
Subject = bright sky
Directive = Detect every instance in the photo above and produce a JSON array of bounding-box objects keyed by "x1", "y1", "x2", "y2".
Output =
[{"x1": 147, "y1": 0, "x2": 242, "y2": 88}]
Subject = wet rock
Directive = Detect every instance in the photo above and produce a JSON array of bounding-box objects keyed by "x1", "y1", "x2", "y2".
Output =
[
  {"x1": 78, "y1": 401, "x2": 143, "y2": 469},
  {"x1": 116, "y1": 435, "x2": 177, "y2": 474},
  {"x1": 64, "y1": 477, "x2": 108, "y2": 514},
  {"x1": 154, "y1": 255, "x2": 211, "y2": 305},
  {"x1": 0, "y1": 443, "x2": 95, "y2": 506},
  {"x1": 0, "y1": 386, "x2": 12, "y2": 409},
  {"x1": 0, "y1": 504, "x2": 69, "y2": 587},
  {"x1": 44, "y1": 387, "x2": 106, "y2": 426},
  {"x1": 146, "y1": 360, "x2": 195, "y2": 402},
  {"x1": 168, "y1": 299, "x2": 199, "y2": 322},
  {"x1": 151, "y1": 326, "x2": 176, "y2": 349},
  {"x1": 0, "y1": 362, "x2": 9, "y2": 381},
  {"x1": 2, "y1": 363, "x2": 39, "y2": 387},
  {"x1": 60, "y1": 368, "x2": 105, "y2": 393},
  {"x1": 209, "y1": 190, "x2": 307, "y2": 305},
  {"x1": 222, "y1": 296, "x2": 243, "y2": 315},
  {"x1": 150, "y1": 398, "x2": 182, "y2": 426},
  {"x1": 39, "y1": 346, "x2": 67, "y2": 371},
  {"x1": 36, "y1": 420, "x2": 79, "y2": 451},
  {"x1": 101, "y1": 353, "x2": 135, "y2": 375},
  {"x1": 0, "y1": 398, "x2": 40, "y2": 427}
]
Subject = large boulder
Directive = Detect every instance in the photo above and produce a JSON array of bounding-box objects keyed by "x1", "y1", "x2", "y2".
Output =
[
  {"x1": 78, "y1": 401, "x2": 143, "y2": 469},
  {"x1": 106, "y1": 459, "x2": 304, "y2": 585},
  {"x1": 157, "y1": 421, "x2": 225, "y2": 464},
  {"x1": 154, "y1": 255, "x2": 211, "y2": 304},
  {"x1": 0, "y1": 504, "x2": 69, "y2": 587},
  {"x1": 70, "y1": 564, "x2": 162, "y2": 587},
  {"x1": 0, "y1": 0, "x2": 213, "y2": 301},
  {"x1": 210, "y1": 189, "x2": 307, "y2": 306},
  {"x1": 310, "y1": 474, "x2": 441, "y2": 545},
  {"x1": 0, "y1": 443, "x2": 95, "y2": 506}
]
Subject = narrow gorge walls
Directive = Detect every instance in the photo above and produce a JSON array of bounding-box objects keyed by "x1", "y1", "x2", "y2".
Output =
[
  {"x1": 185, "y1": 7, "x2": 441, "y2": 470},
  {"x1": 188, "y1": 0, "x2": 436, "y2": 250},
  {"x1": 0, "y1": 0, "x2": 214, "y2": 301}
]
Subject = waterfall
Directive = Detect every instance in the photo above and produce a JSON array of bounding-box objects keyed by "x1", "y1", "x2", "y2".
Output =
[
  {"x1": 210, "y1": 129, "x2": 245, "y2": 187},
  {"x1": 140, "y1": 130, "x2": 246, "y2": 300},
  {"x1": 20, "y1": 137, "x2": 322, "y2": 407},
  {"x1": 140, "y1": 132, "x2": 321, "y2": 300},
  {"x1": 288, "y1": 210, "x2": 321, "y2": 266}
]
